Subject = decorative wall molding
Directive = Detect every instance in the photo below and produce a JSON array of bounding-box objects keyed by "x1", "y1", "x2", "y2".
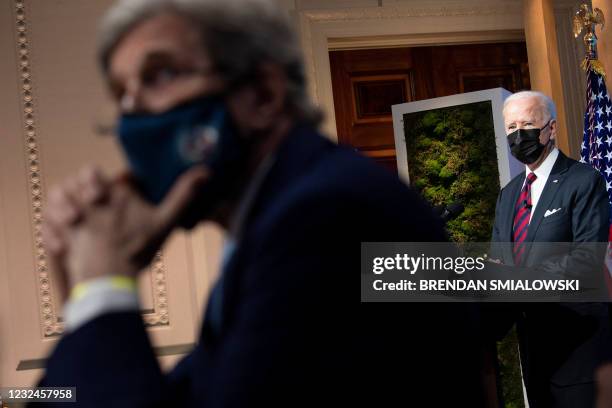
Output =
[
  {"x1": 12, "y1": 0, "x2": 169, "y2": 338},
  {"x1": 13, "y1": 0, "x2": 62, "y2": 338},
  {"x1": 143, "y1": 252, "x2": 170, "y2": 327},
  {"x1": 328, "y1": 29, "x2": 525, "y2": 50}
]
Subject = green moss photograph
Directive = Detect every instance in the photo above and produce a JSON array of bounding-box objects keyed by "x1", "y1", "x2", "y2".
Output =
[{"x1": 402, "y1": 101, "x2": 501, "y2": 243}]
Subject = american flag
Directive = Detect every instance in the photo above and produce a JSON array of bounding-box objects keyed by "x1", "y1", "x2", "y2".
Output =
[
  {"x1": 580, "y1": 68, "x2": 612, "y2": 221},
  {"x1": 579, "y1": 67, "x2": 612, "y2": 286}
]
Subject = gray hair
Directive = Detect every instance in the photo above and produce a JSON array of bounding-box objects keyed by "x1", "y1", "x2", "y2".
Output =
[
  {"x1": 502, "y1": 90, "x2": 557, "y2": 121},
  {"x1": 98, "y1": 0, "x2": 322, "y2": 125}
]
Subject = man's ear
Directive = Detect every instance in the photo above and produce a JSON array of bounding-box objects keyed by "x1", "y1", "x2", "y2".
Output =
[
  {"x1": 226, "y1": 62, "x2": 288, "y2": 135},
  {"x1": 248, "y1": 62, "x2": 288, "y2": 130},
  {"x1": 549, "y1": 119, "x2": 557, "y2": 143}
]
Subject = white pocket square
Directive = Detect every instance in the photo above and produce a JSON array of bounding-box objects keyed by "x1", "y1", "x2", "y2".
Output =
[{"x1": 544, "y1": 208, "x2": 562, "y2": 217}]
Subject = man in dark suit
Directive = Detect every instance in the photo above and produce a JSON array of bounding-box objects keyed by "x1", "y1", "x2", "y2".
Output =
[
  {"x1": 35, "y1": 0, "x2": 486, "y2": 406},
  {"x1": 490, "y1": 90, "x2": 612, "y2": 407}
]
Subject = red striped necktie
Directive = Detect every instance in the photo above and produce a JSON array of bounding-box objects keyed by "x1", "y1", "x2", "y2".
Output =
[{"x1": 513, "y1": 172, "x2": 537, "y2": 265}]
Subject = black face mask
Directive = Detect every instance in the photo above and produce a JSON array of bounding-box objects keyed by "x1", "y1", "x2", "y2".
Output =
[{"x1": 507, "y1": 121, "x2": 551, "y2": 164}]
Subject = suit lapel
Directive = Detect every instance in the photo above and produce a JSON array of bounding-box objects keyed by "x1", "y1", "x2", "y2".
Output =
[
  {"x1": 524, "y1": 152, "x2": 572, "y2": 245},
  {"x1": 200, "y1": 125, "x2": 332, "y2": 344}
]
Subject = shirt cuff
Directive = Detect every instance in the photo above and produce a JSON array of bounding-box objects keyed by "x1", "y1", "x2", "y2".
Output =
[{"x1": 63, "y1": 275, "x2": 140, "y2": 333}]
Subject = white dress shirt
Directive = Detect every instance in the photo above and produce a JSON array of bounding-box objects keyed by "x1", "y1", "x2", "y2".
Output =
[{"x1": 524, "y1": 147, "x2": 559, "y2": 222}]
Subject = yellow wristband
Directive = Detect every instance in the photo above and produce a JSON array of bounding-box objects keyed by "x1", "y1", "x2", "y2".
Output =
[{"x1": 70, "y1": 275, "x2": 138, "y2": 302}]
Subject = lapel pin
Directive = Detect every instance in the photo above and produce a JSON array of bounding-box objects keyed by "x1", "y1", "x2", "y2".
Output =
[{"x1": 552, "y1": 179, "x2": 559, "y2": 183}]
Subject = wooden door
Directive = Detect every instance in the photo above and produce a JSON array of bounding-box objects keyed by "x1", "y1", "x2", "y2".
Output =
[
  {"x1": 330, "y1": 42, "x2": 530, "y2": 172},
  {"x1": 330, "y1": 48, "x2": 423, "y2": 172}
]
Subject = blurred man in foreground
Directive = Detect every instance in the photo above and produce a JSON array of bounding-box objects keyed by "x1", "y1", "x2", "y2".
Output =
[
  {"x1": 36, "y1": 0, "x2": 485, "y2": 406},
  {"x1": 489, "y1": 91, "x2": 611, "y2": 407}
]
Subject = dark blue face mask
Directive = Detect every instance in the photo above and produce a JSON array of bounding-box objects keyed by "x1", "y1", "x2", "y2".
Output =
[{"x1": 118, "y1": 95, "x2": 245, "y2": 210}]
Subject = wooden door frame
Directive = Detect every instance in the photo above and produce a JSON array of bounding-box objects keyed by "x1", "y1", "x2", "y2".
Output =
[{"x1": 297, "y1": 2, "x2": 525, "y2": 141}]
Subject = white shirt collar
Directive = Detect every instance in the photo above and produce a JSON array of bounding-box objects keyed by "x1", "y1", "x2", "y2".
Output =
[{"x1": 526, "y1": 147, "x2": 558, "y2": 180}]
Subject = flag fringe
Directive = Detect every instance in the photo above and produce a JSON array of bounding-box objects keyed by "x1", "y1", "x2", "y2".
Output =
[{"x1": 582, "y1": 58, "x2": 607, "y2": 78}]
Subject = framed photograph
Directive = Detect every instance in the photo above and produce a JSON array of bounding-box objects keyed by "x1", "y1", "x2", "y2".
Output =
[{"x1": 391, "y1": 88, "x2": 522, "y2": 241}]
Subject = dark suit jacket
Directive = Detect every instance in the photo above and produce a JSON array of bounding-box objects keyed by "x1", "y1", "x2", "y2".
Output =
[
  {"x1": 490, "y1": 150, "x2": 612, "y2": 408},
  {"x1": 35, "y1": 125, "x2": 486, "y2": 407}
]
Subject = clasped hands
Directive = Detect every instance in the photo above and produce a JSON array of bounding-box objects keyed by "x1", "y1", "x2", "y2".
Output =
[{"x1": 41, "y1": 165, "x2": 208, "y2": 303}]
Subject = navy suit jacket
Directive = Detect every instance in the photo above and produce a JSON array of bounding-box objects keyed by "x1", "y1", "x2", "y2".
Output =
[
  {"x1": 490, "y1": 151, "x2": 612, "y2": 408},
  {"x1": 35, "y1": 126, "x2": 486, "y2": 407}
]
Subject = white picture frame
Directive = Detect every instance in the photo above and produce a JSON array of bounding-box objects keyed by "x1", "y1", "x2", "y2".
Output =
[{"x1": 391, "y1": 87, "x2": 522, "y2": 189}]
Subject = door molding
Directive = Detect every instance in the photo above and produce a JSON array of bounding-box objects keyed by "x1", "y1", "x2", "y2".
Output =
[{"x1": 297, "y1": 1, "x2": 525, "y2": 140}]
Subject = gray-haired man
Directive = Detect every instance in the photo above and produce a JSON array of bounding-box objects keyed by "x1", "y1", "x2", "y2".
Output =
[
  {"x1": 35, "y1": 0, "x2": 486, "y2": 406},
  {"x1": 489, "y1": 91, "x2": 612, "y2": 408}
]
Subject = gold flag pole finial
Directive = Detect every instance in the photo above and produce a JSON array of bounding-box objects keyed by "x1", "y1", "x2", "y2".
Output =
[{"x1": 574, "y1": 3, "x2": 606, "y2": 77}]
